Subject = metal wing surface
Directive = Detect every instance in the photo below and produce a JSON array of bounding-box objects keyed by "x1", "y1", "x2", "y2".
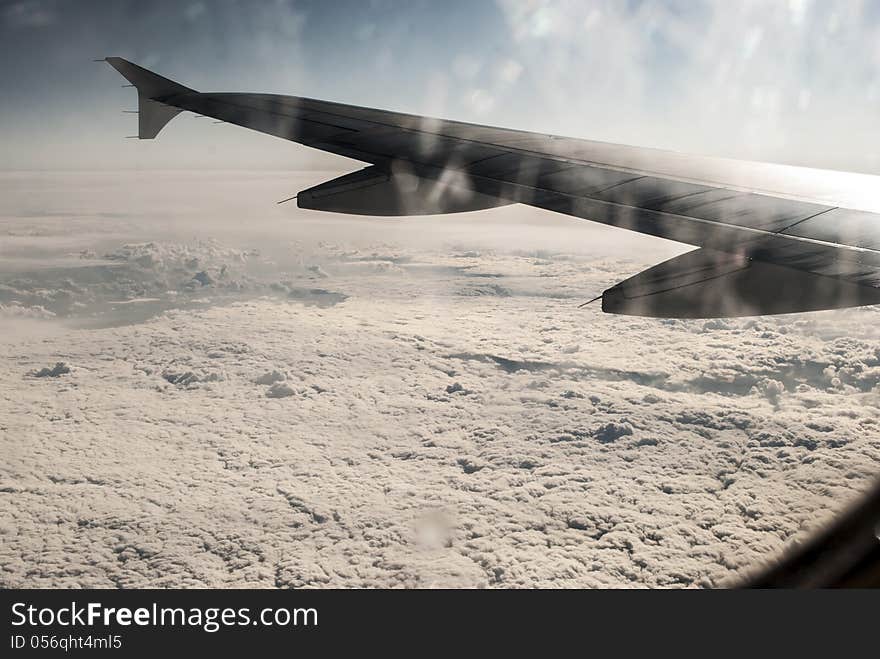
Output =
[{"x1": 105, "y1": 57, "x2": 880, "y2": 317}]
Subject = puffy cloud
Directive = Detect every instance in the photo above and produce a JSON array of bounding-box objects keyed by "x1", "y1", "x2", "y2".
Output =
[
  {"x1": 593, "y1": 421, "x2": 634, "y2": 444},
  {"x1": 0, "y1": 302, "x2": 54, "y2": 320},
  {"x1": 254, "y1": 370, "x2": 286, "y2": 385},
  {"x1": 30, "y1": 362, "x2": 69, "y2": 378},
  {"x1": 752, "y1": 378, "x2": 785, "y2": 406},
  {"x1": 265, "y1": 383, "x2": 295, "y2": 398}
]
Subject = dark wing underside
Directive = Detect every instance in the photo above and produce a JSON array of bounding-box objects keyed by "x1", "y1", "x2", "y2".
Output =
[{"x1": 105, "y1": 57, "x2": 880, "y2": 317}]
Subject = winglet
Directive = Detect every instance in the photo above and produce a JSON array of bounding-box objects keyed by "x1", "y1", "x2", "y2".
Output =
[{"x1": 104, "y1": 57, "x2": 196, "y2": 139}]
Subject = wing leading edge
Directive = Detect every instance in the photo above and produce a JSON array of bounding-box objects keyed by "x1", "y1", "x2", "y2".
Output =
[{"x1": 104, "y1": 57, "x2": 880, "y2": 318}]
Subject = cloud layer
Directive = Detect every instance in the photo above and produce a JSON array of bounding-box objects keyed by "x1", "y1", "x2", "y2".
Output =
[{"x1": 1, "y1": 171, "x2": 878, "y2": 588}]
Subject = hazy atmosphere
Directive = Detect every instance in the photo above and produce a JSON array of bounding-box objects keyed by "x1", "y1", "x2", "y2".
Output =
[
  {"x1": 2, "y1": 0, "x2": 880, "y2": 588},
  {"x1": 5, "y1": 0, "x2": 880, "y2": 172}
]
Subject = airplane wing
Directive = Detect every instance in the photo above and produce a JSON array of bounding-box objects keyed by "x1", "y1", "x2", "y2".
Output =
[{"x1": 104, "y1": 57, "x2": 880, "y2": 318}]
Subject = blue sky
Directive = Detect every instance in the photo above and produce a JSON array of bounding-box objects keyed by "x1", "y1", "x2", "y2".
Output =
[{"x1": 3, "y1": 0, "x2": 880, "y2": 172}]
